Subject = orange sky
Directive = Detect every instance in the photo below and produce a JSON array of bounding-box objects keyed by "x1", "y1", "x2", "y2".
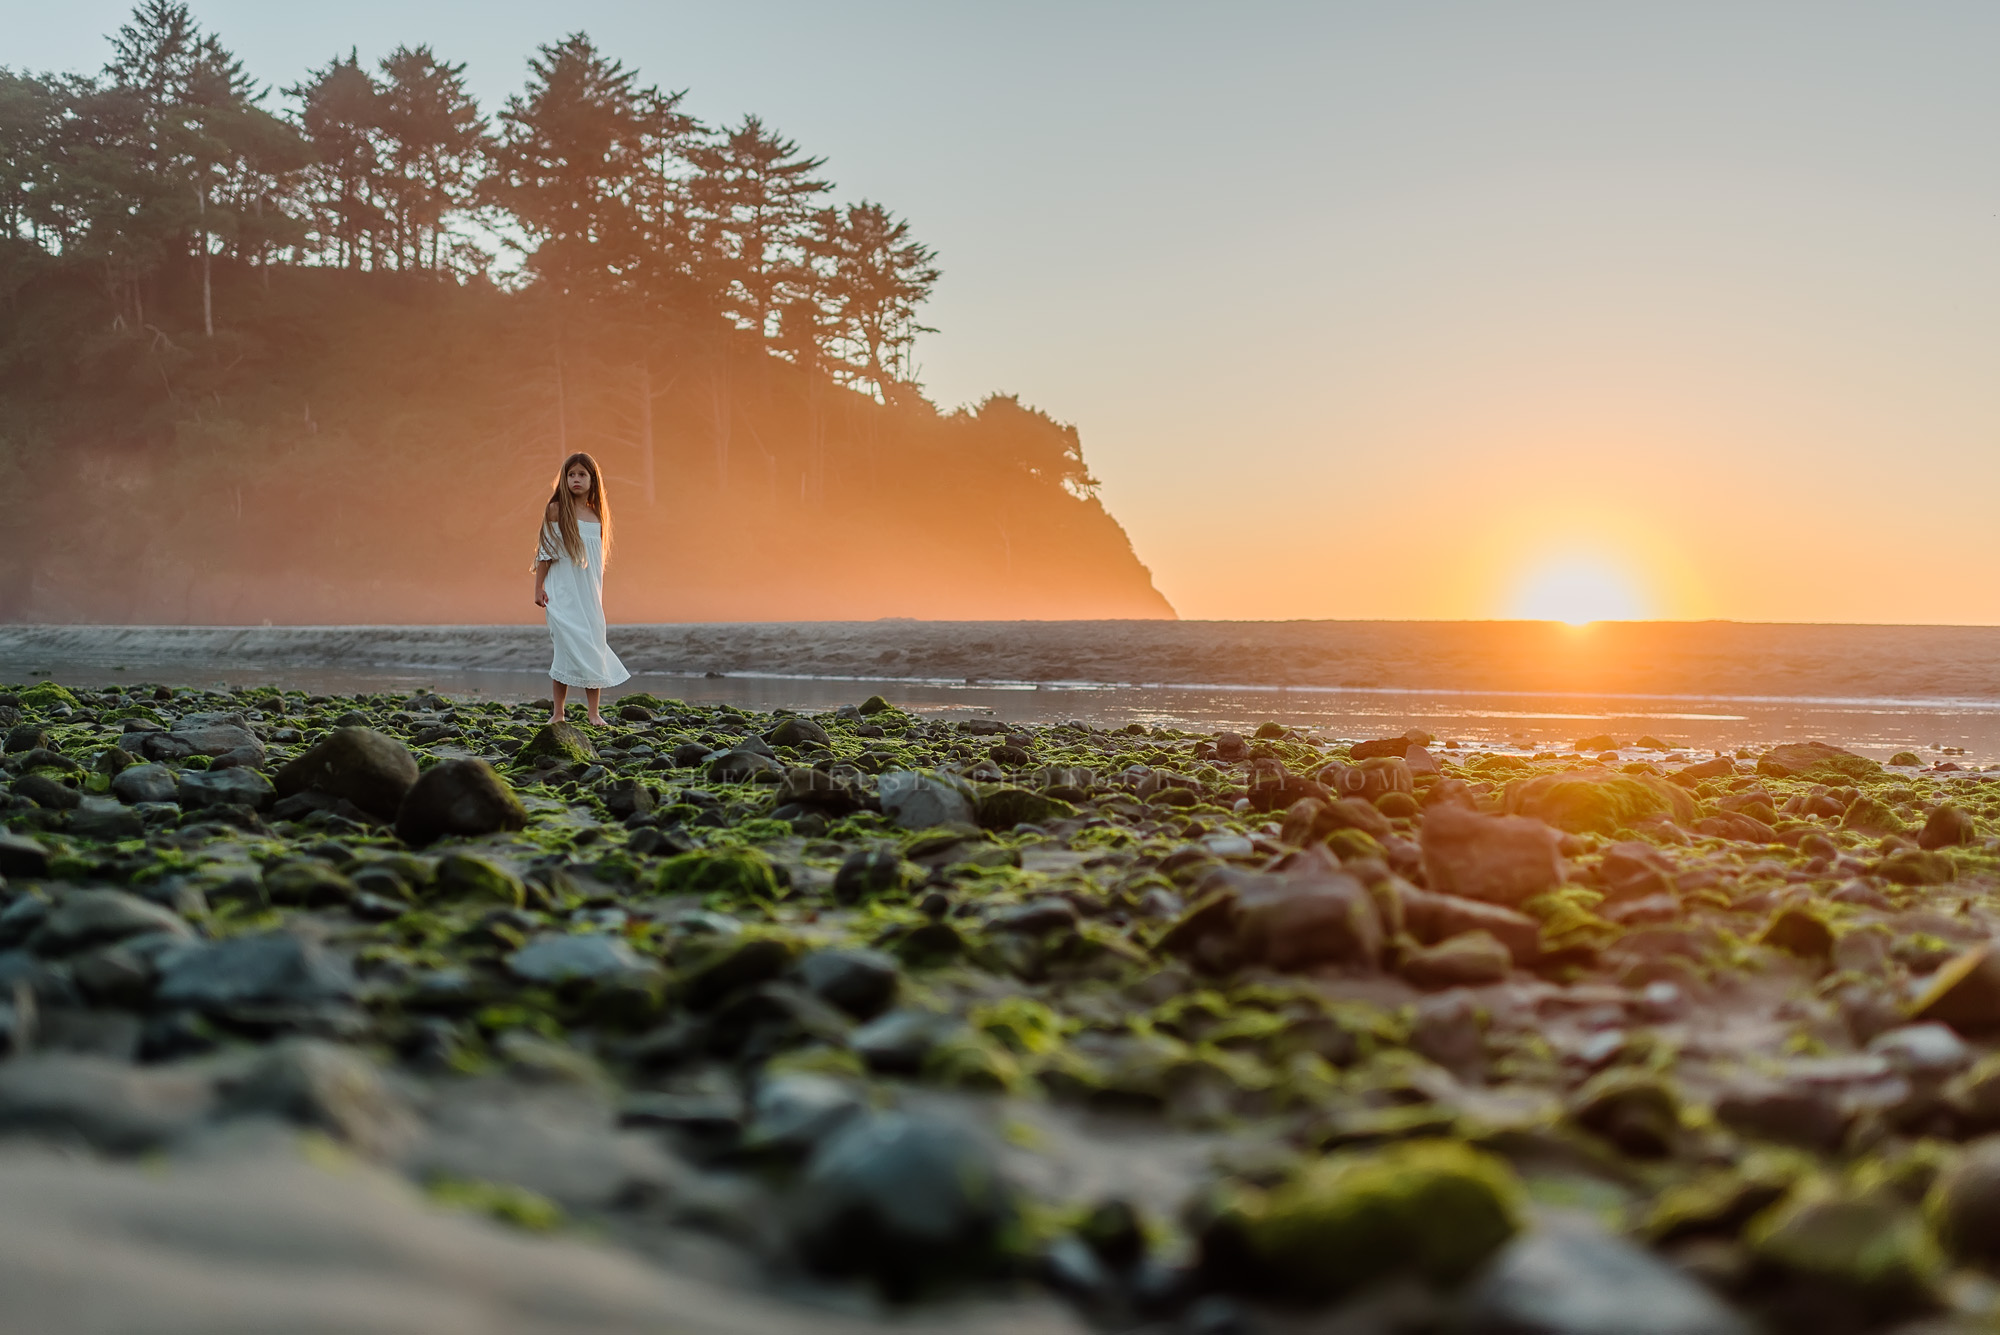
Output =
[{"x1": 21, "y1": 3, "x2": 2000, "y2": 623}]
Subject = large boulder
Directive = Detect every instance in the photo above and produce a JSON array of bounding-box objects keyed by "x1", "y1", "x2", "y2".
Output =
[
  {"x1": 274, "y1": 727, "x2": 419, "y2": 822},
  {"x1": 1421, "y1": 804, "x2": 1567, "y2": 906},
  {"x1": 395, "y1": 759, "x2": 529, "y2": 847}
]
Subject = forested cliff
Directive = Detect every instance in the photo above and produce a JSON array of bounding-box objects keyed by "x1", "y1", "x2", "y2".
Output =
[{"x1": 0, "y1": 4, "x2": 1174, "y2": 623}]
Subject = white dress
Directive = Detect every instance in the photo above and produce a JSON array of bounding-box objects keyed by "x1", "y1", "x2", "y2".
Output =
[{"x1": 535, "y1": 520, "x2": 630, "y2": 689}]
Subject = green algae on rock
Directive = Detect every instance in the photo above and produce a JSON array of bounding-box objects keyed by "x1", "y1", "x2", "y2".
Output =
[{"x1": 1202, "y1": 1139, "x2": 1522, "y2": 1301}]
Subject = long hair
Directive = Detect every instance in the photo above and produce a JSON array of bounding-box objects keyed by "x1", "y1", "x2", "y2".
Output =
[{"x1": 545, "y1": 452, "x2": 612, "y2": 568}]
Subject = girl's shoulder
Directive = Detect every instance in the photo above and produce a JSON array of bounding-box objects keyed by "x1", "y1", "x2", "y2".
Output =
[{"x1": 544, "y1": 500, "x2": 561, "y2": 521}]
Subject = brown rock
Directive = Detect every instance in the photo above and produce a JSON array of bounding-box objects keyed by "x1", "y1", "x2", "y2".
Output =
[
  {"x1": 1920, "y1": 805, "x2": 1979, "y2": 851},
  {"x1": 1420, "y1": 804, "x2": 1566, "y2": 906},
  {"x1": 1400, "y1": 931, "x2": 1512, "y2": 989},
  {"x1": 1913, "y1": 945, "x2": 2000, "y2": 1034}
]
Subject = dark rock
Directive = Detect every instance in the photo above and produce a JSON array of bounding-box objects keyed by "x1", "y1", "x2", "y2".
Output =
[
  {"x1": 155, "y1": 932, "x2": 358, "y2": 1011},
  {"x1": 791, "y1": 1112, "x2": 1016, "y2": 1297},
  {"x1": 877, "y1": 771, "x2": 976, "y2": 831},
  {"x1": 850, "y1": 1009, "x2": 951, "y2": 1073},
  {"x1": 395, "y1": 759, "x2": 529, "y2": 847},
  {"x1": 218, "y1": 1039, "x2": 415, "y2": 1159},
  {"x1": 12, "y1": 773, "x2": 81, "y2": 810},
  {"x1": 262, "y1": 861, "x2": 357, "y2": 908},
  {"x1": 988, "y1": 898, "x2": 1080, "y2": 935},
  {"x1": 669, "y1": 741, "x2": 710, "y2": 768},
  {"x1": 595, "y1": 776, "x2": 654, "y2": 820},
  {"x1": 742, "y1": 1072, "x2": 867, "y2": 1156},
  {"x1": 170, "y1": 713, "x2": 264, "y2": 762},
  {"x1": 1400, "y1": 930, "x2": 1513, "y2": 989},
  {"x1": 975, "y1": 785, "x2": 1072, "y2": 829},
  {"x1": 706, "y1": 749, "x2": 782, "y2": 783},
  {"x1": 177, "y1": 767, "x2": 275, "y2": 812},
  {"x1": 3, "y1": 725, "x2": 47, "y2": 754},
  {"x1": 1929, "y1": 1136, "x2": 2000, "y2": 1270},
  {"x1": 140, "y1": 732, "x2": 198, "y2": 762},
  {"x1": 506, "y1": 933, "x2": 652, "y2": 985},
  {"x1": 774, "y1": 767, "x2": 870, "y2": 815},
  {"x1": 796, "y1": 948, "x2": 900, "y2": 1019},
  {"x1": 1421, "y1": 805, "x2": 1567, "y2": 906},
  {"x1": 0, "y1": 1053, "x2": 215, "y2": 1153},
  {"x1": 32, "y1": 890, "x2": 193, "y2": 956},
  {"x1": 273, "y1": 727, "x2": 419, "y2": 822},
  {"x1": 765, "y1": 717, "x2": 831, "y2": 748},
  {"x1": 1460, "y1": 1221, "x2": 1754, "y2": 1335},
  {"x1": 110, "y1": 763, "x2": 177, "y2": 805},
  {"x1": 69, "y1": 796, "x2": 141, "y2": 842},
  {"x1": 1714, "y1": 1080, "x2": 1848, "y2": 1150},
  {"x1": 1392, "y1": 885, "x2": 1542, "y2": 964},
  {"x1": 1920, "y1": 804, "x2": 1979, "y2": 850},
  {"x1": 832, "y1": 846, "x2": 910, "y2": 904},
  {"x1": 1349, "y1": 736, "x2": 1412, "y2": 761},
  {"x1": 0, "y1": 832, "x2": 50, "y2": 878},
  {"x1": 1213, "y1": 732, "x2": 1249, "y2": 762},
  {"x1": 1280, "y1": 796, "x2": 1391, "y2": 846}
]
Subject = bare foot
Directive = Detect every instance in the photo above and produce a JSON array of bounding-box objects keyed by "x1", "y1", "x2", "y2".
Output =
[
  {"x1": 586, "y1": 715, "x2": 606, "y2": 727},
  {"x1": 548, "y1": 713, "x2": 564, "y2": 725}
]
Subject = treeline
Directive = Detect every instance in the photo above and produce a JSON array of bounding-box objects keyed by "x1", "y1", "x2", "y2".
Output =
[{"x1": 0, "y1": 1, "x2": 939, "y2": 406}]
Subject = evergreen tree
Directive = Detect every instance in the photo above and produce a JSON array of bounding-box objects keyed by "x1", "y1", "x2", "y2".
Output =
[
  {"x1": 488, "y1": 33, "x2": 682, "y2": 297},
  {"x1": 289, "y1": 52, "x2": 384, "y2": 269},
  {"x1": 375, "y1": 46, "x2": 487, "y2": 273},
  {"x1": 686, "y1": 116, "x2": 829, "y2": 343},
  {"x1": 824, "y1": 200, "x2": 938, "y2": 404}
]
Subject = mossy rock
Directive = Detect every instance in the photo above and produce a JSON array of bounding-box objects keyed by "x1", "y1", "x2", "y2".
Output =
[
  {"x1": 1759, "y1": 906, "x2": 1835, "y2": 960},
  {"x1": 1570, "y1": 1068, "x2": 1682, "y2": 1158},
  {"x1": 1503, "y1": 770, "x2": 1693, "y2": 835},
  {"x1": 1202, "y1": 1139, "x2": 1522, "y2": 1301},
  {"x1": 19, "y1": 681, "x2": 79, "y2": 712},
  {"x1": 1842, "y1": 796, "x2": 1906, "y2": 837},
  {"x1": 519, "y1": 721, "x2": 599, "y2": 766},
  {"x1": 973, "y1": 785, "x2": 1074, "y2": 830},
  {"x1": 656, "y1": 848, "x2": 784, "y2": 900},
  {"x1": 1889, "y1": 751, "x2": 1922, "y2": 768},
  {"x1": 857, "y1": 695, "x2": 895, "y2": 716},
  {"x1": 1748, "y1": 1181, "x2": 1942, "y2": 1318},
  {"x1": 1876, "y1": 849, "x2": 1956, "y2": 886},
  {"x1": 432, "y1": 852, "x2": 526, "y2": 907}
]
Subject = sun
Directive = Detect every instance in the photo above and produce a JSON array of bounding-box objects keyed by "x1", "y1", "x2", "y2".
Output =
[{"x1": 1509, "y1": 556, "x2": 1649, "y2": 625}]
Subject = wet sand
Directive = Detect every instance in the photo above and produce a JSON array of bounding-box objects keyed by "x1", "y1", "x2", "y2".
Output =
[{"x1": 5, "y1": 621, "x2": 2000, "y2": 761}]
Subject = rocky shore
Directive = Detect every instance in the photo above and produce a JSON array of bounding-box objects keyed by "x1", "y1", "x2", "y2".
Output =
[{"x1": 3, "y1": 676, "x2": 2000, "y2": 1332}]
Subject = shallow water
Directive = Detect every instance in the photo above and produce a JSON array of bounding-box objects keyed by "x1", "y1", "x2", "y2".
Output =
[{"x1": 4, "y1": 657, "x2": 1994, "y2": 766}]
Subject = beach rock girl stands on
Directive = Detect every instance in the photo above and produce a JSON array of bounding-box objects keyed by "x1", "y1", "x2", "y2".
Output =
[{"x1": 532, "y1": 452, "x2": 629, "y2": 724}]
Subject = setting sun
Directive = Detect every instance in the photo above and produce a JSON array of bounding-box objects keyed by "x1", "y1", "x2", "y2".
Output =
[{"x1": 1509, "y1": 556, "x2": 1649, "y2": 625}]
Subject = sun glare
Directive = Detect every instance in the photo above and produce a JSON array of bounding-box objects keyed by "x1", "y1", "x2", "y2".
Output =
[{"x1": 1510, "y1": 557, "x2": 1648, "y2": 625}]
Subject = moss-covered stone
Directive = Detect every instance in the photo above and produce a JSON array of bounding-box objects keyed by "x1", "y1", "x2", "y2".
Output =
[
  {"x1": 973, "y1": 785, "x2": 1074, "y2": 830},
  {"x1": 18, "y1": 681, "x2": 79, "y2": 711},
  {"x1": 656, "y1": 848, "x2": 784, "y2": 900},
  {"x1": 1202, "y1": 1139, "x2": 1522, "y2": 1301},
  {"x1": 1841, "y1": 796, "x2": 1906, "y2": 837},
  {"x1": 518, "y1": 721, "x2": 599, "y2": 766},
  {"x1": 432, "y1": 853, "x2": 525, "y2": 908},
  {"x1": 1748, "y1": 1181, "x2": 1942, "y2": 1318}
]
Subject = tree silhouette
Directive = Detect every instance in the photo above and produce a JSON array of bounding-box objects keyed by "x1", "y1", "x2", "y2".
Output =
[{"x1": 375, "y1": 46, "x2": 487, "y2": 274}]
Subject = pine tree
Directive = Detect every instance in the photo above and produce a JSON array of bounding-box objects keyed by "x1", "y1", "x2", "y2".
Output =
[
  {"x1": 289, "y1": 52, "x2": 385, "y2": 269},
  {"x1": 375, "y1": 46, "x2": 486, "y2": 273},
  {"x1": 825, "y1": 201, "x2": 938, "y2": 404},
  {"x1": 686, "y1": 116, "x2": 829, "y2": 344}
]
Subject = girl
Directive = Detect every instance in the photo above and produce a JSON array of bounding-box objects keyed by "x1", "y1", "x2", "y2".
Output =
[{"x1": 533, "y1": 452, "x2": 629, "y2": 724}]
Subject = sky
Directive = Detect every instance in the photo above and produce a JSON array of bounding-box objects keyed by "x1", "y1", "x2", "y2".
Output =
[{"x1": 11, "y1": 1, "x2": 2000, "y2": 624}]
